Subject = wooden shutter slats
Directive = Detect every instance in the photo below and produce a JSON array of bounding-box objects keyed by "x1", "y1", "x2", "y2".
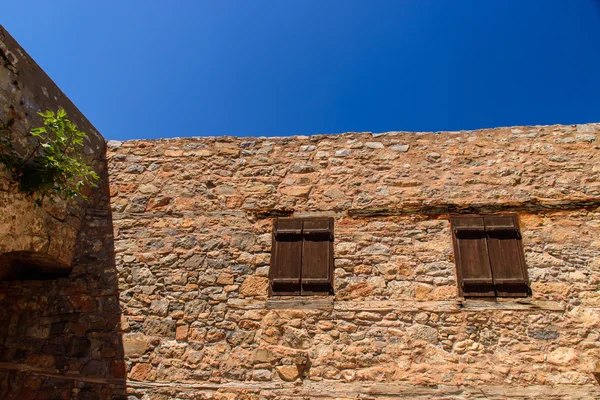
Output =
[
  {"x1": 461, "y1": 278, "x2": 494, "y2": 293},
  {"x1": 270, "y1": 219, "x2": 303, "y2": 295},
  {"x1": 270, "y1": 218, "x2": 333, "y2": 296},
  {"x1": 272, "y1": 278, "x2": 301, "y2": 285},
  {"x1": 493, "y1": 278, "x2": 526, "y2": 285},
  {"x1": 484, "y1": 215, "x2": 529, "y2": 297},
  {"x1": 485, "y1": 225, "x2": 518, "y2": 232},
  {"x1": 461, "y1": 278, "x2": 494, "y2": 284},
  {"x1": 275, "y1": 228, "x2": 303, "y2": 237},
  {"x1": 452, "y1": 214, "x2": 530, "y2": 298},
  {"x1": 303, "y1": 228, "x2": 332, "y2": 238},
  {"x1": 485, "y1": 223, "x2": 521, "y2": 239},
  {"x1": 451, "y1": 215, "x2": 495, "y2": 297},
  {"x1": 302, "y1": 278, "x2": 330, "y2": 285},
  {"x1": 301, "y1": 218, "x2": 333, "y2": 295},
  {"x1": 453, "y1": 226, "x2": 486, "y2": 233}
]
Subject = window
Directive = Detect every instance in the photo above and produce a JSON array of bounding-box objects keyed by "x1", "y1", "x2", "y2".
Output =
[
  {"x1": 269, "y1": 217, "x2": 334, "y2": 296},
  {"x1": 451, "y1": 214, "x2": 529, "y2": 298}
]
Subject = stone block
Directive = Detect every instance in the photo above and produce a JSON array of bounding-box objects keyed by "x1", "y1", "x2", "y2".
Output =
[
  {"x1": 129, "y1": 363, "x2": 152, "y2": 381},
  {"x1": 123, "y1": 333, "x2": 149, "y2": 357},
  {"x1": 240, "y1": 276, "x2": 268, "y2": 297},
  {"x1": 407, "y1": 324, "x2": 438, "y2": 344},
  {"x1": 277, "y1": 365, "x2": 300, "y2": 381}
]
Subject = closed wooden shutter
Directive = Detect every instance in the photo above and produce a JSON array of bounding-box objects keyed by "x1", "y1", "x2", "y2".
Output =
[
  {"x1": 270, "y1": 218, "x2": 303, "y2": 295},
  {"x1": 484, "y1": 215, "x2": 529, "y2": 297},
  {"x1": 301, "y1": 218, "x2": 334, "y2": 295},
  {"x1": 451, "y1": 215, "x2": 495, "y2": 297}
]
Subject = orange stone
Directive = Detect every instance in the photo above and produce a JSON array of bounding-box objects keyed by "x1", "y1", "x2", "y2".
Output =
[{"x1": 129, "y1": 363, "x2": 152, "y2": 381}]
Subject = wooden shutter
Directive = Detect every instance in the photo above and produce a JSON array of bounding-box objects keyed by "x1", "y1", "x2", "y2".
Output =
[
  {"x1": 451, "y1": 215, "x2": 495, "y2": 297},
  {"x1": 301, "y1": 218, "x2": 334, "y2": 295},
  {"x1": 484, "y1": 215, "x2": 529, "y2": 297},
  {"x1": 270, "y1": 218, "x2": 303, "y2": 295}
]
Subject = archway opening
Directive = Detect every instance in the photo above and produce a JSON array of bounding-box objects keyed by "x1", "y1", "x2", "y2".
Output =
[{"x1": 0, "y1": 251, "x2": 71, "y2": 280}]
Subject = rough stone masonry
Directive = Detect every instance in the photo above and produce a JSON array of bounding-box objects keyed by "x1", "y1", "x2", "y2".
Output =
[
  {"x1": 2, "y1": 23, "x2": 600, "y2": 400},
  {"x1": 106, "y1": 123, "x2": 600, "y2": 399},
  {"x1": 0, "y1": 25, "x2": 124, "y2": 399}
]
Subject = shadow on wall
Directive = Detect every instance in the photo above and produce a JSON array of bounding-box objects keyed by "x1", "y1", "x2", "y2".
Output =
[{"x1": 0, "y1": 159, "x2": 127, "y2": 399}]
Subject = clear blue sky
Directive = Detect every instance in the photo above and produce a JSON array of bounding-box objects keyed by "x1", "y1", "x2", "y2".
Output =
[{"x1": 3, "y1": 1, "x2": 600, "y2": 140}]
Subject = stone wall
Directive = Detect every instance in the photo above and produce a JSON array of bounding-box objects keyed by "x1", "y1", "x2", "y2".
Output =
[
  {"x1": 0, "y1": 24, "x2": 106, "y2": 276},
  {"x1": 0, "y1": 26, "x2": 126, "y2": 398},
  {"x1": 108, "y1": 123, "x2": 600, "y2": 399}
]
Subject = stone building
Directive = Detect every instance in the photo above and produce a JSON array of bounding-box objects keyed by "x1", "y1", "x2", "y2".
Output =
[{"x1": 1, "y1": 25, "x2": 600, "y2": 399}]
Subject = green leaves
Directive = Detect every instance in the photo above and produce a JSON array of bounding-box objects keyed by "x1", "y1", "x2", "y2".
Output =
[{"x1": 0, "y1": 109, "x2": 99, "y2": 204}]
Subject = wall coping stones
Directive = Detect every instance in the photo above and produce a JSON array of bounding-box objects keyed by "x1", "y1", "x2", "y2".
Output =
[{"x1": 108, "y1": 122, "x2": 599, "y2": 145}]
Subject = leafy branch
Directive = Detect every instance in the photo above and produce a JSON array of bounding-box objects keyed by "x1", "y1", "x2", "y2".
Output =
[{"x1": 0, "y1": 109, "x2": 99, "y2": 205}]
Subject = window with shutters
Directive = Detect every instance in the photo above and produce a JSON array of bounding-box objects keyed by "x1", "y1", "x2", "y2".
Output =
[
  {"x1": 451, "y1": 214, "x2": 530, "y2": 298},
  {"x1": 269, "y1": 217, "x2": 334, "y2": 296}
]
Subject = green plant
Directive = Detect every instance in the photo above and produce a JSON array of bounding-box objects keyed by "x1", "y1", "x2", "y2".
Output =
[{"x1": 0, "y1": 109, "x2": 99, "y2": 204}]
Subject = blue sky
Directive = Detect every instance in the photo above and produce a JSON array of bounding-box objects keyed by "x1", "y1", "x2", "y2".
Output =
[{"x1": 3, "y1": 1, "x2": 600, "y2": 140}]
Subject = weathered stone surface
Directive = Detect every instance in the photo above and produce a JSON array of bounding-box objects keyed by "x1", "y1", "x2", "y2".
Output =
[
  {"x1": 129, "y1": 363, "x2": 152, "y2": 380},
  {"x1": 231, "y1": 232, "x2": 256, "y2": 251},
  {"x1": 363, "y1": 243, "x2": 391, "y2": 255},
  {"x1": 217, "y1": 272, "x2": 235, "y2": 285},
  {"x1": 138, "y1": 183, "x2": 159, "y2": 194},
  {"x1": 277, "y1": 365, "x2": 300, "y2": 381},
  {"x1": 280, "y1": 185, "x2": 312, "y2": 197},
  {"x1": 150, "y1": 299, "x2": 169, "y2": 316},
  {"x1": 252, "y1": 369, "x2": 273, "y2": 381},
  {"x1": 143, "y1": 317, "x2": 177, "y2": 338},
  {"x1": 106, "y1": 140, "x2": 123, "y2": 148},
  {"x1": 103, "y1": 125, "x2": 600, "y2": 397},
  {"x1": 547, "y1": 347, "x2": 579, "y2": 365},
  {"x1": 528, "y1": 329, "x2": 559, "y2": 340},
  {"x1": 364, "y1": 142, "x2": 384, "y2": 149},
  {"x1": 324, "y1": 187, "x2": 346, "y2": 200},
  {"x1": 407, "y1": 324, "x2": 438, "y2": 344},
  {"x1": 389, "y1": 144, "x2": 409, "y2": 152},
  {"x1": 289, "y1": 162, "x2": 315, "y2": 173},
  {"x1": 123, "y1": 333, "x2": 149, "y2": 357},
  {"x1": 254, "y1": 348, "x2": 274, "y2": 363},
  {"x1": 283, "y1": 326, "x2": 311, "y2": 349},
  {"x1": 240, "y1": 276, "x2": 269, "y2": 297}
]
